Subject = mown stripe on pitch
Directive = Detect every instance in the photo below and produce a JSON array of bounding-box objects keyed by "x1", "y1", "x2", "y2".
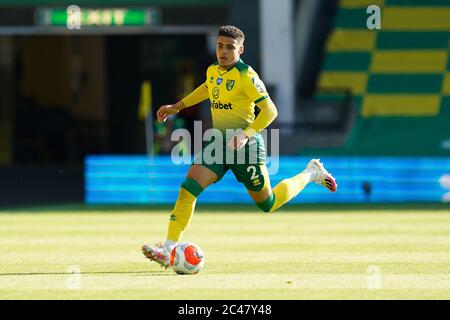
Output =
[
  {"x1": 322, "y1": 52, "x2": 372, "y2": 71},
  {"x1": 367, "y1": 74, "x2": 443, "y2": 93},
  {"x1": 319, "y1": 72, "x2": 368, "y2": 95},
  {"x1": 376, "y1": 32, "x2": 450, "y2": 49},
  {"x1": 370, "y1": 50, "x2": 447, "y2": 73},
  {"x1": 383, "y1": 8, "x2": 450, "y2": 31},
  {"x1": 326, "y1": 29, "x2": 376, "y2": 52},
  {"x1": 362, "y1": 94, "x2": 440, "y2": 117}
]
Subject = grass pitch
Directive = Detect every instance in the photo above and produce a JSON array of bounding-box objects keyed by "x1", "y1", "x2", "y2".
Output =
[{"x1": 0, "y1": 204, "x2": 449, "y2": 299}]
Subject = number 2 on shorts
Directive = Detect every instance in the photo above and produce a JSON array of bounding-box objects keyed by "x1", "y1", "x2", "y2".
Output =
[{"x1": 247, "y1": 165, "x2": 259, "y2": 180}]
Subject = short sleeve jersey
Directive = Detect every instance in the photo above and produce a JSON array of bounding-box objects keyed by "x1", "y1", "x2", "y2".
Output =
[{"x1": 204, "y1": 59, "x2": 269, "y2": 131}]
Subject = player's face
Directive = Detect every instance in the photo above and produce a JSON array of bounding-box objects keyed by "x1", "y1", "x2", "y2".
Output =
[{"x1": 216, "y1": 36, "x2": 244, "y2": 68}]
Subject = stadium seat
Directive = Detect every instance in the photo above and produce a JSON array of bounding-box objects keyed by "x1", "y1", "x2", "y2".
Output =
[{"x1": 315, "y1": 0, "x2": 450, "y2": 156}]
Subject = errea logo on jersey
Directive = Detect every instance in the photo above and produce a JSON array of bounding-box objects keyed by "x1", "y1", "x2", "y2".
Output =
[{"x1": 211, "y1": 100, "x2": 233, "y2": 110}]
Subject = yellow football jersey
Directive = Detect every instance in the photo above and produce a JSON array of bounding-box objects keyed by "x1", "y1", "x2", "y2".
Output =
[{"x1": 204, "y1": 59, "x2": 269, "y2": 131}]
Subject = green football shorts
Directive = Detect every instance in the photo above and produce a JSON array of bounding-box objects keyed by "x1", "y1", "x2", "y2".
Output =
[{"x1": 192, "y1": 132, "x2": 270, "y2": 191}]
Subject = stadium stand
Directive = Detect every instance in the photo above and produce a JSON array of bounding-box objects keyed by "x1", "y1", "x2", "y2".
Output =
[{"x1": 313, "y1": 0, "x2": 450, "y2": 156}]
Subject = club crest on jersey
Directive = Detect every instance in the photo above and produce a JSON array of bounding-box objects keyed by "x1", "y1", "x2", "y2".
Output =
[
  {"x1": 216, "y1": 77, "x2": 223, "y2": 85},
  {"x1": 226, "y1": 80, "x2": 235, "y2": 91},
  {"x1": 212, "y1": 87, "x2": 220, "y2": 99}
]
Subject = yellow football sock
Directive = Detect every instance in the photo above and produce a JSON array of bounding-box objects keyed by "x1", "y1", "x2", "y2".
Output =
[
  {"x1": 166, "y1": 178, "x2": 203, "y2": 242},
  {"x1": 269, "y1": 171, "x2": 312, "y2": 213}
]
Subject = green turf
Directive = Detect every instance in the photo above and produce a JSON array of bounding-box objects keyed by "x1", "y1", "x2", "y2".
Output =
[{"x1": 0, "y1": 207, "x2": 449, "y2": 299}]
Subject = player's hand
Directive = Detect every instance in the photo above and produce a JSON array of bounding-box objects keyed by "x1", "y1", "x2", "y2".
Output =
[
  {"x1": 227, "y1": 132, "x2": 249, "y2": 151},
  {"x1": 156, "y1": 104, "x2": 179, "y2": 123}
]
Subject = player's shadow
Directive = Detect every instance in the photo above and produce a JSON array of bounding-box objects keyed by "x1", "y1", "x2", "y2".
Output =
[{"x1": 0, "y1": 271, "x2": 172, "y2": 277}]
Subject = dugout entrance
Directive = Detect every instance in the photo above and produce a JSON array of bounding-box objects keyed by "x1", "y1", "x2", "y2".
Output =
[
  {"x1": 0, "y1": 29, "x2": 213, "y2": 206},
  {"x1": 1, "y1": 27, "x2": 214, "y2": 166}
]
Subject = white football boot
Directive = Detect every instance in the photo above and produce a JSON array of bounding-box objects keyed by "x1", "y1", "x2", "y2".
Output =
[
  {"x1": 142, "y1": 243, "x2": 170, "y2": 269},
  {"x1": 306, "y1": 159, "x2": 337, "y2": 192}
]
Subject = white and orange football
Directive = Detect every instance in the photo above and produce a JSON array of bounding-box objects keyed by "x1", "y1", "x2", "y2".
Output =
[{"x1": 170, "y1": 242, "x2": 205, "y2": 275}]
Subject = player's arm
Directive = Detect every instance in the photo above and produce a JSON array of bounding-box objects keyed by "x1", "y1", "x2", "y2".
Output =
[
  {"x1": 157, "y1": 83, "x2": 209, "y2": 123},
  {"x1": 243, "y1": 98, "x2": 278, "y2": 138},
  {"x1": 229, "y1": 69, "x2": 277, "y2": 150},
  {"x1": 241, "y1": 68, "x2": 278, "y2": 137},
  {"x1": 229, "y1": 98, "x2": 278, "y2": 150}
]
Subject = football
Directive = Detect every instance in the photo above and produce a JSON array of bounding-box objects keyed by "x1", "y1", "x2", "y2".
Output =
[{"x1": 170, "y1": 242, "x2": 205, "y2": 275}]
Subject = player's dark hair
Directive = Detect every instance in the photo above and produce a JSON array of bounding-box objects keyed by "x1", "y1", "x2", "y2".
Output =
[{"x1": 218, "y1": 25, "x2": 245, "y2": 42}]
